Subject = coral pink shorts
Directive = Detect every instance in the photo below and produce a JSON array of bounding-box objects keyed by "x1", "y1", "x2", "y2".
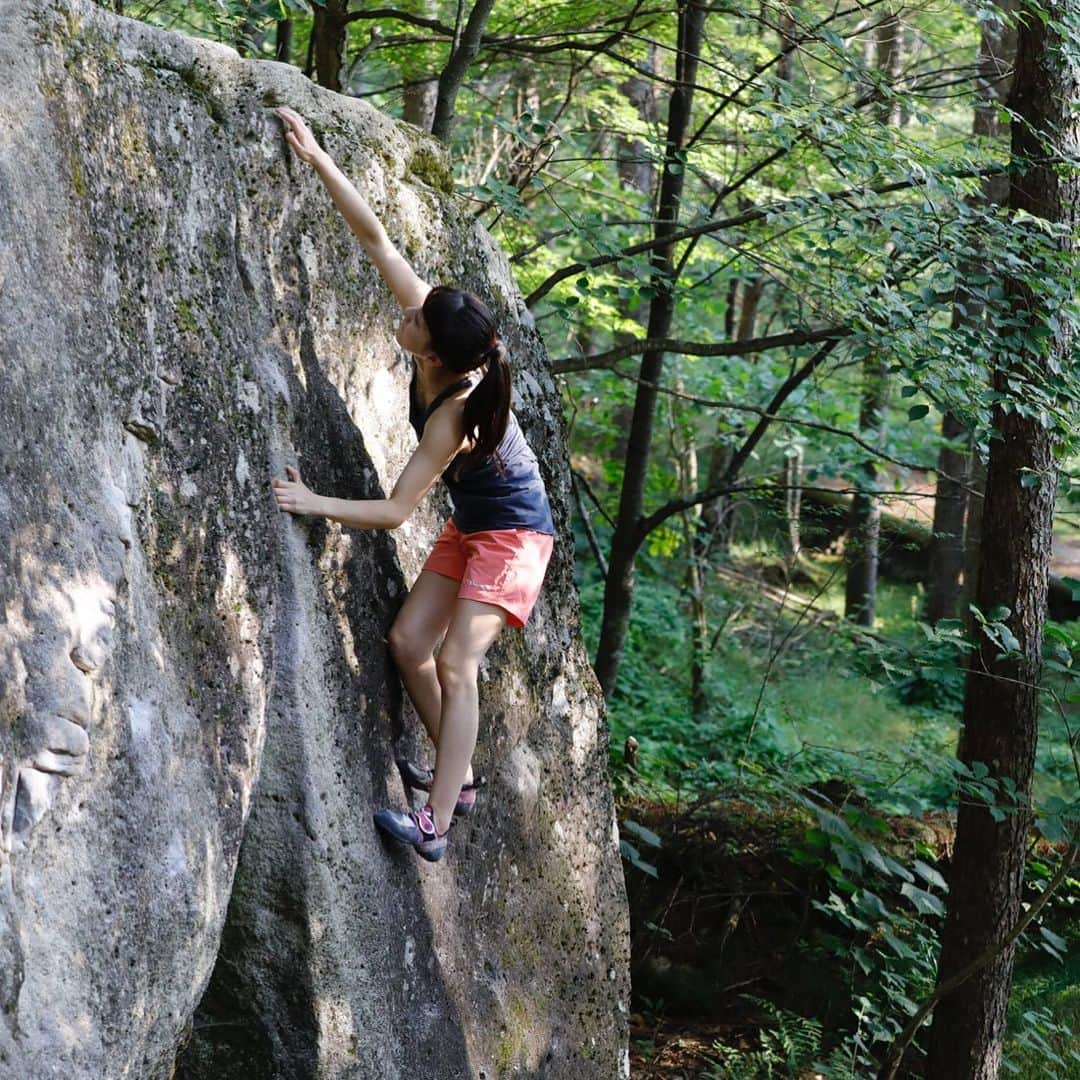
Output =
[{"x1": 422, "y1": 520, "x2": 554, "y2": 628}]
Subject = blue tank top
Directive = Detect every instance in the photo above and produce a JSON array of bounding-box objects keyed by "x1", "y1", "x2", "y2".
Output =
[{"x1": 408, "y1": 367, "x2": 555, "y2": 535}]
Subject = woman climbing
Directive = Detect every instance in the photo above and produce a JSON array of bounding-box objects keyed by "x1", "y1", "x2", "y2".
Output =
[{"x1": 272, "y1": 106, "x2": 554, "y2": 863}]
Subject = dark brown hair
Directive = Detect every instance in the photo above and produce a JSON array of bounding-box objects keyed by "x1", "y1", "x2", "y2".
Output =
[{"x1": 422, "y1": 285, "x2": 510, "y2": 461}]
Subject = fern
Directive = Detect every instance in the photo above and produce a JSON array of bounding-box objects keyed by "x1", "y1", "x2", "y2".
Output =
[{"x1": 705, "y1": 998, "x2": 827, "y2": 1078}]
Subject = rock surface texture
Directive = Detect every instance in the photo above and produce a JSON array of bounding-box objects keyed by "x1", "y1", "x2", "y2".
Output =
[{"x1": 0, "y1": 2, "x2": 629, "y2": 1076}]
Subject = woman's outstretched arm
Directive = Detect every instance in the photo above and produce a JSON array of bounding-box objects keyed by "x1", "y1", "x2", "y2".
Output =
[{"x1": 276, "y1": 106, "x2": 431, "y2": 310}]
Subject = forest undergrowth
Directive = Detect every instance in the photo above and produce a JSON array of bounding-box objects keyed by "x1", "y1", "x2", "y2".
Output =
[{"x1": 579, "y1": 546, "x2": 1080, "y2": 1078}]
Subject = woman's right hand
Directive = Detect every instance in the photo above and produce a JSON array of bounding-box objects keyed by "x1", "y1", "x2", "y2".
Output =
[
  {"x1": 273, "y1": 466, "x2": 320, "y2": 516},
  {"x1": 276, "y1": 106, "x2": 325, "y2": 166}
]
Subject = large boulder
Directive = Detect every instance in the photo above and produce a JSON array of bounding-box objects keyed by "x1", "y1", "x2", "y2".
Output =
[{"x1": 0, "y1": 2, "x2": 629, "y2": 1076}]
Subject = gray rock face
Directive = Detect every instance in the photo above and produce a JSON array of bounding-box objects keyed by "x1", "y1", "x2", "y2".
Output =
[{"x1": 0, "y1": 2, "x2": 629, "y2": 1076}]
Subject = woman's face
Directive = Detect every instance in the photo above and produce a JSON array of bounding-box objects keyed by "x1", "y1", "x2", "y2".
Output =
[{"x1": 395, "y1": 305, "x2": 434, "y2": 358}]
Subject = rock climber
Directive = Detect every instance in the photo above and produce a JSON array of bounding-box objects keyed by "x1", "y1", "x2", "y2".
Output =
[{"x1": 272, "y1": 106, "x2": 554, "y2": 863}]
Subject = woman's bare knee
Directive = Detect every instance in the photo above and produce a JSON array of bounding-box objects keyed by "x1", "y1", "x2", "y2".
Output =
[
  {"x1": 389, "y1": 619, "x2": 433, "y2": 670},
  {"x1": 435, "y1": 648, "x2": 477, "y2": 694}
]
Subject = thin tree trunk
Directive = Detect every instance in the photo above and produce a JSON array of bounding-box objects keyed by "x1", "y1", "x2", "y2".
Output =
[
  {"x1": 784, "y1": 446, "x2": 803, "y2": 560},
  {"x1": 399, "y1": 0, "x2": 439, "y2": 128},
  {"x1": 431, "y1": 0, "x2": 497, "y2": 142},
  {"x1": 275, "y1": 20, "x2": 294, "y2": 65},
  {"x1": 961, "y1": 455, "x2": 988, "y2": 615},
  {"x1": 617, "y1": 44, "x2": 659, "y2": 194},
  {"x1": 926, "y1": 410, "x2": 970, "y2": 622},
  {"x1": 926, "y1": 1, "x2": 1017, "y2": 622},
  {"x1": 593, "y1": 0, "x2": 708, "y2": 699},
  {"x1": 698, "y1": 270, "x2": 765, "y2": 561},
  {"x1": 312, "y1": 0, "x2": 350, "y2": 92},
  {"x1": 925, "y1": 1, "x2": 1078, "y2": 1072},
  {"x1": 843, "y1": 357, "x2": 886, "y2": 625},
  {"x1": 844, "y1": 9, "x2": 901, "y2": 625}
]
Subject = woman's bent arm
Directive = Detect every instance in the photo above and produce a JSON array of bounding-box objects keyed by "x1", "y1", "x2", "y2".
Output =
[{"x1": 273, "y1": 405, "x2": 467, "y2": 529}]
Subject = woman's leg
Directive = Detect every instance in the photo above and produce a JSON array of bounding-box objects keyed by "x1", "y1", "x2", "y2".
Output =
[
  {"x1": 388, "y1": 570, "x2": 459, "y2": 745},
  {"x1": 428, "y1": 598, "x2": 507, "y2": 833}
]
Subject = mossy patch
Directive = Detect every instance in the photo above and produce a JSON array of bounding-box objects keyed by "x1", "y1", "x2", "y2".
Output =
[
  {"x1": 175, "y1": 299, "x2": 198, "y2": 335},
  {"x1": 68, "y1": 150, "x2": 87, "y2": 198},
  {"x1": 494, "y1": 994, "x2": 533, "y2": 1073},
  {"x1": 408, "y1": 147, "x2": 454, "y2": 196}
]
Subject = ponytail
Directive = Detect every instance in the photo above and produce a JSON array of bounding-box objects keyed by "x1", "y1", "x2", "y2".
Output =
[
  {"x1": 422, "y1": 286, "x2": 513, "y2": 464},
  {"x1": 462, "y1": 340, "x2": 511, "y2": 462}
]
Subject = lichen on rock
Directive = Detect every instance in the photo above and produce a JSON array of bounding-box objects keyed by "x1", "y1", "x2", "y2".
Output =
[{"x1": 0, "y1": 1, "x2": 629, "y2": 1077}]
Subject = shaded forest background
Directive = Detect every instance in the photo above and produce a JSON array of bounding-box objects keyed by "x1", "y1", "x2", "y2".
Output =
[{"x1": 98, "y1": 1, "x2": 1080, "y2": 1075}]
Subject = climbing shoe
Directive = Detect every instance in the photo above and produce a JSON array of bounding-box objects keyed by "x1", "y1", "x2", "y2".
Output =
[
  {"x1": 372, "y1": 804, "x2": 450, "y2": 862},
  {"x1": 395, "y1": 757, "x2": 486, "y2": 817}
]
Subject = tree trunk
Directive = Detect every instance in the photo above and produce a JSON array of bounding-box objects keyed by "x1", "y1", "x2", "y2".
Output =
[
  {"x1": 926, "y1": 410, "x2": 970, "y2": 622},
  {"x1": 593, "y1": 0, "x2": 707, "y2": 699},
  {"x1": 431, "y1": 0, "x2": 497, "y2": 142},
  {"x1": 844, "y1": 9, "x2": 901, "y2": 625},
  {"x1": 275, "y1": 20, "x2": 293, "y2": 65},
  {"x1": 925, "y1": 1, "x2": 1078, "y2": 1072},
  {"x1": 697, "y1": 271, "x2": 764, "y2": 562},
  {"x1": 925, "y1": 0, "x2": 1017, "y2": 622},
  {"x1": 843, "y1": 403, "x2": 884, "y2": 625},
  {"x1": 669, "y1": 394, "x2": 709, "y2": 720},
  {"x1": 403, "y1": 81, "x2": 438, "y2": 129},
  {"x1": 398, "y1": 0, "x2": 439, "y2": 128},
  {"x1": 783, "y1": 446, "x2": 803, "y2": 561},
  {"x1": 312, "y1": 0, "x2": 350, "y2": 92},
  {"x1": 617, "y1": 44, "x2": 659, "y2": 194}
]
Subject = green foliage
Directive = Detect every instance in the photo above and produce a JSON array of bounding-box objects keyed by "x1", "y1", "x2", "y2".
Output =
[
  {"x1": 619, "y1": 818, "x2": 661, "y2": 879},
  {"x1": 705, "y1": 999, "x2": 825, "y2": 1079}
]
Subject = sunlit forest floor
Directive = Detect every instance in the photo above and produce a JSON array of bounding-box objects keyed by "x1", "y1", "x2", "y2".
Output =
[{"x1": 577, "y1": 535, "x2": 1080, "y2": 1078}]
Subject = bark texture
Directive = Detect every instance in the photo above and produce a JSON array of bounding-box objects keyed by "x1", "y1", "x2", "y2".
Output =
[
  {"x1": 925, "y1": 0, "x2": 1079, "y2": 1072},
  {"x1": 0, "y1": 3, "x2": 629, "y2": 1077}
]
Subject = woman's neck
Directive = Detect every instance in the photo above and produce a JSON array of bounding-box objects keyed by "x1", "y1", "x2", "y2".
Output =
[{"x1": 416, "y1": 357, "x2": 469, "y2": 403}]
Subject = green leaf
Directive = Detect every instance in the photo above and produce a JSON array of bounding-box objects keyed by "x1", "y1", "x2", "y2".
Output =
[
  {"x1": 908, "y1": 404, "x2": 930, "y2": 421},
  {"x1": 622, "y1": 819, "x2": 662, "y2": 848},
  {"x1": 1039, "y1": 925, "x2": 1068, "y2": 953},
  {"x1": 913, "y1": 859, "x2": 948, "y2": 892},
  {"x1": 901, "y1": 882, "x2": 946, "y2": 916}
]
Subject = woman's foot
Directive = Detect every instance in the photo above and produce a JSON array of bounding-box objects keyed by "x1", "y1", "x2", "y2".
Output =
[
  {"x1": 395, "y1": 757, "x2": 485, "y2": 816},
  {"x1": 372, "y1": 804, "x2": 450, "y2": 862}
]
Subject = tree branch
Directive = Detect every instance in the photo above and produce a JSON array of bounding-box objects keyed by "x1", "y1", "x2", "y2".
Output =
[
  {"x1": 634, "y1": 338, "x2": 841, "y2": 543},
  {"x1": 551, "y1": 324, "x2": 852, "y2": 373}
]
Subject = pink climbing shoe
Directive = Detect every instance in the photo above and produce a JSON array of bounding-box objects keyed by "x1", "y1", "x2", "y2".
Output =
[
  {"x1": 372, "y1": 804, "x2": 450, "y2": 862},
  {"x1": 395, "y1": 757, "x2": 485, "y2": 817}
]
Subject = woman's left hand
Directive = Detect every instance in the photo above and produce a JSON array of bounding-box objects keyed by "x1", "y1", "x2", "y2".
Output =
[{"x1": 273, "y1": 466, "x2": 319, "y2": 516}]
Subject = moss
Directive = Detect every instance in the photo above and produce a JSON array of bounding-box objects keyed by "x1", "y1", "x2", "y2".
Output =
[
  {"x1": 68, "y1": 151, "x2": 87, "y2": 198},
  {"x1": 175, "y1": 299, "x2": 198, "y2": 335},
  {"x1": 118, "y1": 106, "x2": 158, "y2": 185},
  {"x1": 493, "y1": 994, "x2": 532, "y2": 1074},
  {"x1": 408, "y1": 147, "x2": 455, "y2": 196}
]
